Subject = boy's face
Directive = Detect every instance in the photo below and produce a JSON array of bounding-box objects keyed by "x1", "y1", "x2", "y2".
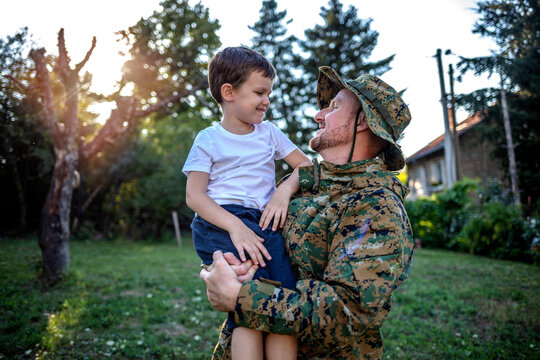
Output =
[{"x1": 228, "y1": 70, "x2": 274, "y2": 126}]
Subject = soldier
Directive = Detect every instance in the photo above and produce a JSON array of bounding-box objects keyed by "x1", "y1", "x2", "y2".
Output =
[{"x1": 200, "y1": 66, "x2": 414, "y2": 360}]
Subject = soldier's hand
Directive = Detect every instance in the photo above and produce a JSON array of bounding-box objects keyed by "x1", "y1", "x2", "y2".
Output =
[
  {"x1": 223, "y1": 253, "x2": 258, "y2": 283},
  {"x1": 200, "y1": 251, "x2": 243, "y2": 312}
]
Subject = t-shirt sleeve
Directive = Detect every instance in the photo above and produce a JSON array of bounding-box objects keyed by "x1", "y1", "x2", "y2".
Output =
[
  {"x1": 267, "y1": 121, "x2": 298, "y2": 160},
  {"x1": 181, "y1": 131, "x2": 213, "y2": 176}
]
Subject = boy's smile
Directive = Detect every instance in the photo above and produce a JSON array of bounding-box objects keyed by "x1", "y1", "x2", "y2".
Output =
[{"x1": 221, "y1": 70, "x2": 274, "y2": 134}]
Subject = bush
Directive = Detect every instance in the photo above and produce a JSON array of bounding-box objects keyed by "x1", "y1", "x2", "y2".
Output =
[
  {"x1": 405, "y1": 178, "x2": 478, "y2": 249},
  {"x1": 458, "y1": 201, "x2": 531, "y2": 261},
  {"x1": 406, "y1": 178, "x2": 539, "y2": 263}
]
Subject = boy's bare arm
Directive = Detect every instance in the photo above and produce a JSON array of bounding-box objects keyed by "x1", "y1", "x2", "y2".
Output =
[
  {"x1": 186, "y1": 171, "x2": 271, "y2": 266},
  {"x1": 260, "y1": 149, "x2": 311, "y2": 231}
]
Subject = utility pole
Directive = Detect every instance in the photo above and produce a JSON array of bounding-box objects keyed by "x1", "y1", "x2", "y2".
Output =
[
  {"x1": 435, "y1": 49, "x2": 457, "y2": 187},
  {"x1": 448, "y1": 64, "x2": 460, "y2": 180},
  {"x1": 499, "y1": 74, "x2": 520, "y2": 207}
]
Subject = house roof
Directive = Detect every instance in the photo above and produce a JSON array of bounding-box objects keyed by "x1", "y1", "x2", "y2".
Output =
[{"x1": 406, "y1": 112, "x2": 484, "y2": 164}]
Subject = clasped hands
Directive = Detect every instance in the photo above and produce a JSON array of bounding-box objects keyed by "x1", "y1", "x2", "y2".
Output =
[{"x1": 199, "y1": 251, "x2": 258, "y2": 312}]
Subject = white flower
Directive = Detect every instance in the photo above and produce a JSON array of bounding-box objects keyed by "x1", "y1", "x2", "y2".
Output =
[
  {"x1": 194, "y1": 335, "x2": 201, "y2": 341},
  {"x1": 106, "y1": 340, "x2": 115, "y2": 346},
  {"x1": 137, "y1": 340, "x2": 143, "y2": 345},
  {"x1": 25, "y1": 350, "x2": 32, "y2": 355},
  {"x1": 147, "y1": 293, "x2": 153, "y2": 298}
]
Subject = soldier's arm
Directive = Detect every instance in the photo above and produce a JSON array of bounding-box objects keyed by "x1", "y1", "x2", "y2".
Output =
[{"x1": 233, "y1": 189, "x2": 414, "y2": 348}]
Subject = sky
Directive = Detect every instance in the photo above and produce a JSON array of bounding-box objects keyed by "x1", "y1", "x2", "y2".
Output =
[{"x1": 1, "y1": 0, "x2": 499, "y2": 157}]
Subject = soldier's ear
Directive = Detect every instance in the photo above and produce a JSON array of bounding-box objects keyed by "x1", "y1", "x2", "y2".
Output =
[
  {"x1": 221, "y1": 83, "x2": 234, "y2": 102},
  {"x1": 356, "y1": 111, "x2": 369, "y2": 132}
]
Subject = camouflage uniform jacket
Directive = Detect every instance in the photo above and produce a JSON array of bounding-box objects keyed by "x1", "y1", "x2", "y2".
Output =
[{"x1": 212, "y1": 158, "x2": 414, "y2": 359}]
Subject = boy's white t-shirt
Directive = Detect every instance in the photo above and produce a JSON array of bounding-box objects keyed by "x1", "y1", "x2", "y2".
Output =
[{"x1": 182, "y1": 121, "x2": 297, "y2": 211}]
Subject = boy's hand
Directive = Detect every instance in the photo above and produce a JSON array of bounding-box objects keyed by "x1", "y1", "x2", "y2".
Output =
[
  {"x1": 260, "y1": 186, "x2": 291, "y2": 231},
  {"x1": 229, "y1": 222, "x2": 272, "y2": 267}
]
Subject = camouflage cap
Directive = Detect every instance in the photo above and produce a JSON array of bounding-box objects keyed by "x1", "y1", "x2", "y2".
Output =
[{"x1": 316, "y1": 66, "x2": 411, "y2": 171}]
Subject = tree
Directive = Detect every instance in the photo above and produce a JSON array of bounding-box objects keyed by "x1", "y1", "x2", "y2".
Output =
[
  {"x1": 457, "y1": 0, "x2": 540, "y2": 210},
  {"x1": 250, "y1": 0, "x2": 394, "y2": 165},
  {"x1": 29, "y1": 0, "x2": 220, "y2": 285},
  {"x1": 299, "y1": 0, "x2": 394, "y2": 91},
  {"x1": 0, "y1": 29, "x2": 54, "y2": 234}
]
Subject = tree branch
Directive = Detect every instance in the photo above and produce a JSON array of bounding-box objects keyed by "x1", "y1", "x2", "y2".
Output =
[
  {"x1": 193, "y1": 92, "x2": 221, "y2": 119},
  {"x1": 29, "y1": 48, "x2": 64, "y2": 150},
  {"x1": 81, "y1": 96, "x2": 138, "y2": 161},
  {"x1": 134, "y1": 79, "x2": 208, "y2": 118},
  {"x1": 6, "y1": 75, "x2": 31, "y2": 92},
  {"x1": 75, "y1": 36, "x2": 97, "y2": 73},
  {"x1": 54, "y1": 28, "x2": 71, "y2": 83}
]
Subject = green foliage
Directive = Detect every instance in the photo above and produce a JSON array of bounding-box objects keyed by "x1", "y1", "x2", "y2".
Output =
[
  {"x1": 406, "y1": 178, "x2": 539, "y2": 263},
  {"x1": 0, "y1": 29, "x2": 54, "y2": 234},
  {"x1": 405, "y1": 178, "x2": 478, "y2": 249},
  {"x1": 456, "y1": 0, "x2": 540, "y2": 209},
  {"x1": 1, "y1": 239, "x2": 539, "y2": 359},
  {"x1": 299, "y1": 0, "x2": 394, "y2": 88},
  {"x1": 117, "y1": 0, "x2": 220, "y2": 107},
  {"x1": 105, "y1": 111, "x2": 212, "y2": 239},
  {"x1": 458, "y1": 201, "x2": 530, "y2": 260}
]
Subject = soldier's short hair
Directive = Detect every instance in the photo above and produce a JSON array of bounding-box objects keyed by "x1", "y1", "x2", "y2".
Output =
[{"x1": 208, "y1": 46, "x2": 276, "y2": 104}]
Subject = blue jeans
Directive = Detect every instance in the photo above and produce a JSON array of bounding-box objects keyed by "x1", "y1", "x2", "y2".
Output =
[{"x1": 191, "y1": 204, "x2": 296, "y2": 329}]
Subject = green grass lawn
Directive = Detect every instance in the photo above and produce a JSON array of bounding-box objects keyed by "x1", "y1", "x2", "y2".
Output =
[{"x1": 0, "y1": 237, "x2": 538, "y2": 359}]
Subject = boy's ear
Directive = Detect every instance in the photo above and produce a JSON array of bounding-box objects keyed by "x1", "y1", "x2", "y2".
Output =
[
  {"x1": 221, "y1": 83, "x2": 234, "y2": 102},
  {"x1": 356, "y1": 111, "x2": 370, "y2": 131}
]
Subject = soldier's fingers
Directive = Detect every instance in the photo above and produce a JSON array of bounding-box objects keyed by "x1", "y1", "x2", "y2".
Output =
[
  {"x1": 223, "y1": 252, "x2": 241, "y2": 266},
  {"x1": 231, "y1": 260, "x2": 253, "y2": 276},
  {"x1": 237, "y1": 264, "x2": 258, "y2": 283},
  {"x1": 199, "y1": 267, "x2": 210, "y2": 282}
]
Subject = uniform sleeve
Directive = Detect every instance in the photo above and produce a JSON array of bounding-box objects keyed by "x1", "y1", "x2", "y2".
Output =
[
  {"x1": 233, "y1": 188, "x2": 414, "y2": 350},
  {"x1": 266, "y1": 121, "x2": 297, "y2": 160},
  {"x1": 181, "y1": 131, "x2": 213, "y2": 176}
]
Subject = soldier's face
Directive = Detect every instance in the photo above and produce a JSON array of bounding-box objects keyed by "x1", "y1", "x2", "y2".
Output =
[{"x1": 310, "y1": 89, "x2": 360, "y2": 153}]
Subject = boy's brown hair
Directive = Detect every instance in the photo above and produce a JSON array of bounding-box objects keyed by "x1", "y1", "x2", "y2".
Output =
[{"x1": 208, "y1": 46, "x2": 276, "y2": 104}]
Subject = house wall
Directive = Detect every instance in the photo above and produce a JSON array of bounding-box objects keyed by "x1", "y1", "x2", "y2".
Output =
[
  {"x1": 406, "y1": 125, "x2": 506, "y2": 200},
  {"x1": 407, "y1": 153, "x2": 445, "y2": 200},
  {"x1": 457, "y1": 128, "x2": 505, "y2": 181}
]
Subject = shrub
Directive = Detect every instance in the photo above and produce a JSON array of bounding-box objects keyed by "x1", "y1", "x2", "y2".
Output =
[
  {"x1": 406, "y1": 178, "x2": 539, "y2": 263},
  {"x1": 458, "y1": 201, "x2": 531, "y2": 261},
  {"x1": 405, "y1": 178, "x2": 478, "y2": 249}
]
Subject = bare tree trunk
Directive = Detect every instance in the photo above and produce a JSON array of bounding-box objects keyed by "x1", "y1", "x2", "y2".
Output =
[
  {"x1": 38, "y1": 152, "x2": 75, "y2": 283},
  {"x1": 500, "y1": 76, "x2": 520, "y2": 207},
  {"x1": 30, "y1": 29, "x2": 95, "y2": 285}
]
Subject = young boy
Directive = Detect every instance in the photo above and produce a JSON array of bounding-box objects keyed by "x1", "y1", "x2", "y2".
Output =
[{"x1": 182, "y1": 47, "x2": 310, "y2": 360}]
